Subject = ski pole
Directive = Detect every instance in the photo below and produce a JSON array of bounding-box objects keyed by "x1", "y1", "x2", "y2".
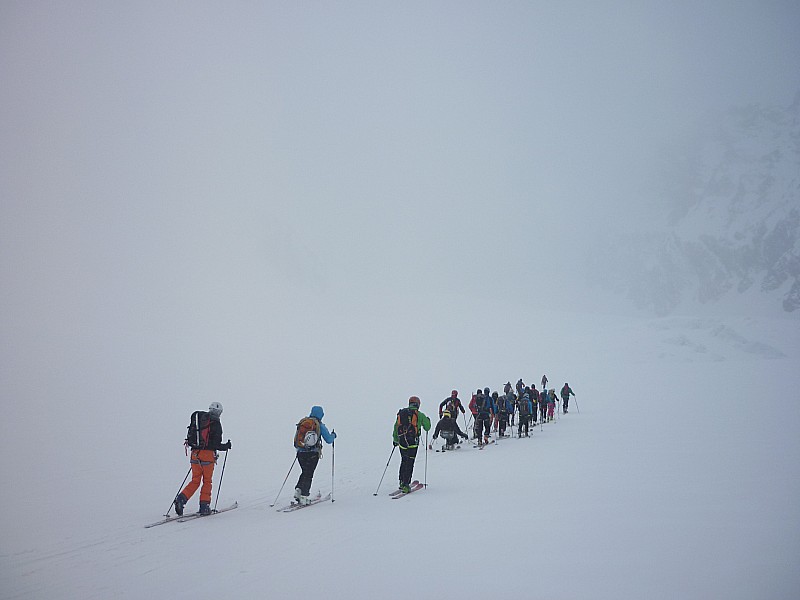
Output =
[
  {"x1": 424, "y1": 430, "x2": 428, "y2": 488},
  {"x1": 331, "y1": 429, "x2": 335, "y2": 503},
  {"x1": 269, "y1": 455, "x2": 298, "y2": 507},
  {"x1": 373, "y1": 445, "x2": 396, "y2": 496},
  {"x1": 574, "y1": 396, "x2": 580, "y2": 414},
  {"x1": 213, "y1": 449, "x2": 228, "y2": 512},
  {"x1": 165, "y1": 466, "x2": 192, "y2": 516}
]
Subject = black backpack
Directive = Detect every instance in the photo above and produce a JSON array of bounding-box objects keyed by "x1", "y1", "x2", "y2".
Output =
[
  {"x1": 496, "y1": 395, "x2": 508, "y2": 415},
  {"x1": 186, "y1": 410, "x2": 212, "y2": 449},
  {"x1": 396, "y1": 408, "x2": 419, "y2": 447},
  {"x1": 476, "y1": 395, "x2": 490, "y2": 417}
]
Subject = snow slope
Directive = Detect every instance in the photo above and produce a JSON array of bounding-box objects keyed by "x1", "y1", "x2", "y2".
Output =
[{"x1": 2, "y1": 305, "x2": 798, "y2": 600}]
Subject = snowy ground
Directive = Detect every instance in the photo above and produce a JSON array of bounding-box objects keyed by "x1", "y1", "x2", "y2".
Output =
[{"x1": 2, "y1": 306, "x2": 799, "y2": 600}]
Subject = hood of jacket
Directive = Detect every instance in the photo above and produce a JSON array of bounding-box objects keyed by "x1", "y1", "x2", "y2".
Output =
[{"x1": 310, "y1": 405, "x2": 324, "y2": 420}]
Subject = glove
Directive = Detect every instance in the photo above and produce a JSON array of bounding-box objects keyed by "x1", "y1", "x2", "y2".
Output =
[
  {"x1": 428, "y1": 444, "x2": 433, "y2": 450},
  {"x1": 331, "y1": 431, "x2": 337, "y2": 440},
  {"x1": 223, "y1": 440, "x2": 232, "y2": 451},
  {"x1": 393, "y1": 441, "x2": 398, "y2": 447}
]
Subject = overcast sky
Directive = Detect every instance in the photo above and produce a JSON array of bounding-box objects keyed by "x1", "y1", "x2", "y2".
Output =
[{"x1": 2, "y1": 1, "x2": 799, "y2": 340}]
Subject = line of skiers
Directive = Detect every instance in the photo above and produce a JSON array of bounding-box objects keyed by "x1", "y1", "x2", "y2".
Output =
[
  {"x1": 430, "y1": 379, "x2": 577, "y2": 448},
  {"x1": 393, "y1": 379, "x2": 577, "y2": 494},
  {"x1": 171, "y1": 380, "x2": 576, "y2": 513}
]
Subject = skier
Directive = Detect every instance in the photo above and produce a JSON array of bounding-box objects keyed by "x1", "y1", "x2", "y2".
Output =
[
  {"x1": 491, "y1": 391, "x2": 501, "y2": 432},
  {"x1": 429, "y1": 410, "x2": 468, "y2": 451},
  {"x1": 439, "y1": 389, "x2": 466, "y2": 422},
  {"x1": 174, "y1": 402, "x2": 232, "y2": 516},
  {"x1": 561, "y1": 383, "x2": 576, "y2": 414},
  {"x1": 517, "y1": 392, "x2": 532, "y2": 437},
  {"x1": 546, "y1": 389, "x2": 556, "y2": 422},
  {"x1": 293, "y1": 405, "x2": 336, "y2": 505},
  {"x1": 528, "y1": 385, "x2": 539, "y2": 426},
  {"x1": 541, "y1": 374, "x2": 548, "y2": 390},
  {"x1": 474, "y1": 388, "x2": 494, "y2": 446},
  {"x1": 536, "y1": 384, "x2": 547, "y2": 423},
  {"x1": 393, "y1": 396, "x2": 431, "y2": 493},
  {"x1": 468, "y1": 390, "x2": 481, "y2": 439},
  {"x1": 495, "y1": 392, "x2": 512, "y2": 437},
  {"x1": 503, "y1": 382, "x2": 516, "y2": 426}
]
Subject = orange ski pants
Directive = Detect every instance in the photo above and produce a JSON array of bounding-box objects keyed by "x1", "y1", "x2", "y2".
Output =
[{"x1": 180, "y1": 449, "x2": 216, "y2": 504}]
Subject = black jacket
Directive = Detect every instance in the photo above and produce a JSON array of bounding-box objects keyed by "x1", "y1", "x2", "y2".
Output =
[
  {"x1": 205, "y1": 417, "x2": 229, "y2": 451},
  {"x1": 432, "y1": 415, "x2": 467, "y2": 440},
  {"x1": 439, "y1": 397, "x2": 466, "y2": 417}
]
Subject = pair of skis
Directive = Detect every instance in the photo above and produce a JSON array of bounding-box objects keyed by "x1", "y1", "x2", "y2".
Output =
[
  {"x1": 389, "y1": 480, "x2": 424, "y2": 498},
  {"x1": 435, "y1": 445, "x2": 461, "y2": 452},
  {"x1": 473, "y1": 439, "x2": 497, "y2": 450},
  {"x1": 144, "y1": 502, "x2": 239, "y2": 528},
  {"x1": 276, "y1": 491, "x2": 332, "y2": 512}
]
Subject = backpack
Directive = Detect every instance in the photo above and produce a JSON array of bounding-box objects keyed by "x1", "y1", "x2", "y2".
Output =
[
  {"x1": 497, "y1": 396, "x2": 508, "y2": 415},
  {"x1": 519, "y1": 397, "x2": 531, "y2": 416},
  {"x1": 396, "y1": 408, "x2": 419, "y2": 447},
  {"x1": 186, "y1": 410, "x2": 212, "y2": 449},
  {"x1": 476, "y1": 395, "x2": 490, "y2": 417},
  {"x1": 294, "y1": 417, "x2": 321, "y2": 449}
]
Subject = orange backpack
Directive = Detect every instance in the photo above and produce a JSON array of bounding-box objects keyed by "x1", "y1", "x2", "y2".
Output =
[
  {"x1": 396, "y1": 408, "x2": 419, "y2": 446},
  {"x1": 294, "y1": 417, "x2": 321, "y2": 449}
]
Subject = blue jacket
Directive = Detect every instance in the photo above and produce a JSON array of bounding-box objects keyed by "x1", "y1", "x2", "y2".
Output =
[{"x1": 297, "y1": 405, "x2": 336, "y2": 453}]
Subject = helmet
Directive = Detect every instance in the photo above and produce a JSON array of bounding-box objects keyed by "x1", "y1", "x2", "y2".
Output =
[
  {"x1": 442, "y1": 410, "x2": 451, "y2": 418},
  {"x1": 484, "y1": 387, "x2": 490, "y2": 395},
  {"x1": 208, "y1": 402, "x2": 223, "y2": 417},
  {"x1": 408, "y1": 396, "x2": 420, "y2": 408},
  {"x1": 451, "y1": 390, "x2": 458, "y2": 397}
]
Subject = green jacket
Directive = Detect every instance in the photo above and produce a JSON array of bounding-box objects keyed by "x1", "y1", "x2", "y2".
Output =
[{"x1": 392, "y1": 408, "x2": 431, "y2": 448}]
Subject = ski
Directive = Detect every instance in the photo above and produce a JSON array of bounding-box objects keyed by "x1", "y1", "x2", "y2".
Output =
[
  {"x1": 145, "y1": 502, "x2": 238, "y2": 528},
  {"x1": 389, "y1": 480, "x2": 421, "y2": 497},
  {"x1": 391, "y1": 481, "x2": 424, "y2": 498},
  {"x1": 176, "y1": 502, "x2": 238, "y2": 523},
  {"x1": 278, "y1": 492, "x2": 332, "y2": 512},
  {"x1": 144, "y1": 514, "x2": 184, "y2": 528}
]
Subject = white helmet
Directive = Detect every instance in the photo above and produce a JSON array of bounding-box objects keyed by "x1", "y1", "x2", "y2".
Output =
[{"x1": 208, "y1": 402, "x2": 223, "y2": 417}]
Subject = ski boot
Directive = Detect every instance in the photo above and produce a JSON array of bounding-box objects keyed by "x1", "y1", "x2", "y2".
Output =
[
  {"x1": 400, "y1": 483, "x2": 411, "y2": 494},
  {"x1": 294, "y1": 487, "x2": 302, "y2": 502},
  {"x1": 199, "y1": 501, "x2": 211, "y2": 515},
  {"x1": 299, "y1": 494, "x2": 311, "y2": 506},
  {"x1": 174, "y1": 493, "x2": 187, "y2": 516}
]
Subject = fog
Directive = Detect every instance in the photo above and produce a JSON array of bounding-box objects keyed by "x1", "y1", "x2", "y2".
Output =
[{"x1": 2, "y1": 1, "x2": 800, "y2": 554}]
